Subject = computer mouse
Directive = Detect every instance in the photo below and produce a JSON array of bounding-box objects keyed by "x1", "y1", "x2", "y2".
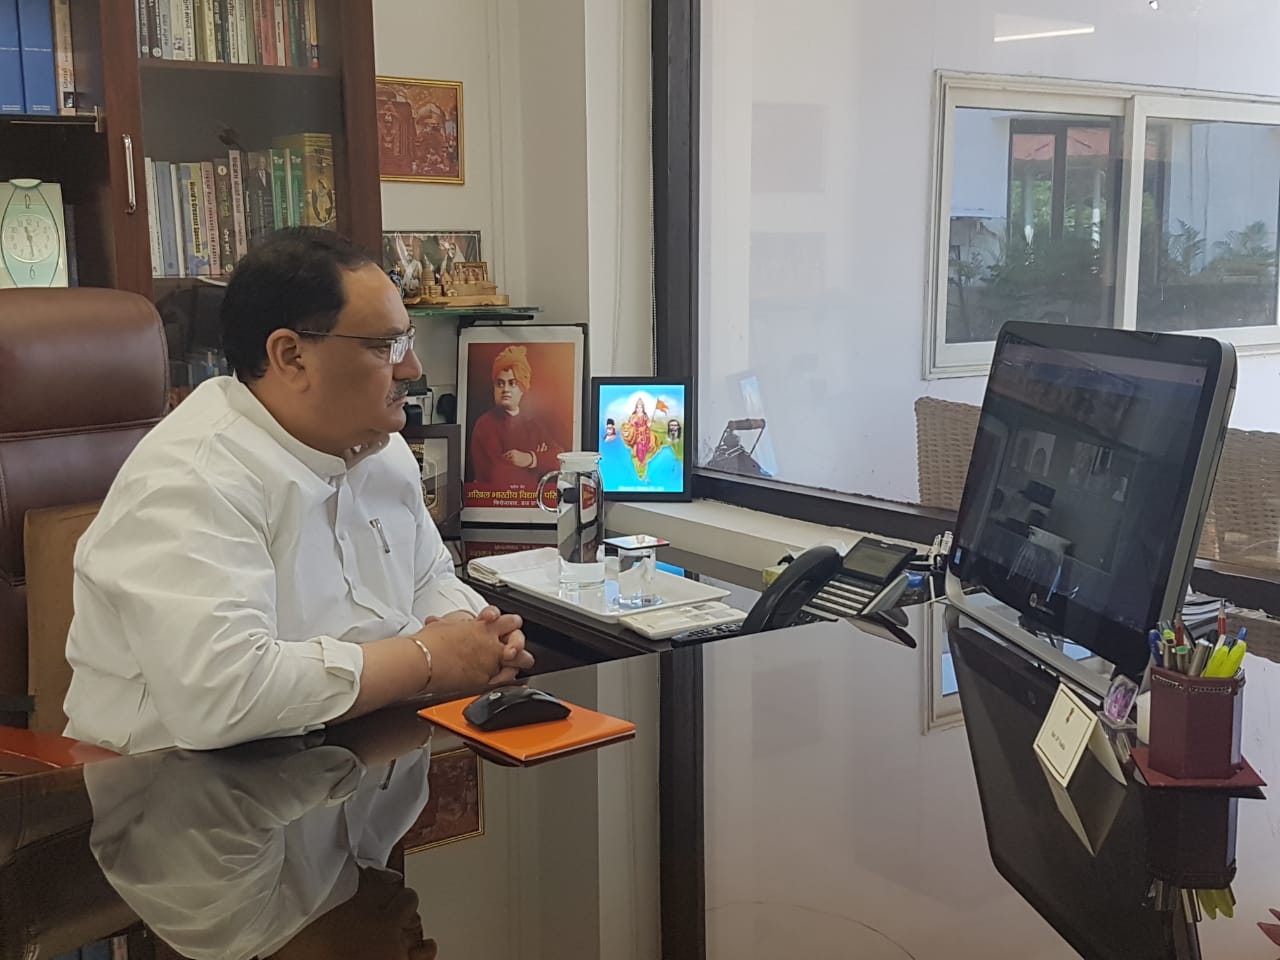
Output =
[{"x1": 462, "y1": 686, "x2": 571, "y2": 731}]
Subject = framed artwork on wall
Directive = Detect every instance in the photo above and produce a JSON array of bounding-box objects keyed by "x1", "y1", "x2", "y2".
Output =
[
  {"x1": 458, "y1": 325, "x2": 586, "y2": 524},
  {"x1": 382, "y1": 230, "x2": 482, "y2": 304},
  {"x1": 401, "y1": 748, "x2": 484, "y2": 854},
  {"x1": 376, "y1": 77, "x2": 464, "y2": 184}
]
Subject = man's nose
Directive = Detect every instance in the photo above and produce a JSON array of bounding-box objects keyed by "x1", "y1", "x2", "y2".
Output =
[{"x1": 394, "y1": 344, "x2": 423, "y2": 380}]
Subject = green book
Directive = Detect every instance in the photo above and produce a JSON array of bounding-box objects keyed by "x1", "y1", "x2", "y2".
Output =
[
  {"x1": 282, "y1": 148, "x2": 300, "y2": 226},
  {"x1": 269, "y1": 148, "x2": 286, "y2": 230}
]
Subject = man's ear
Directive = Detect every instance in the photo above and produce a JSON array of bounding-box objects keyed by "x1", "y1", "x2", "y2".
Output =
[{"x1": 264, "y1": 329, "x2": 310, "y2": 391}]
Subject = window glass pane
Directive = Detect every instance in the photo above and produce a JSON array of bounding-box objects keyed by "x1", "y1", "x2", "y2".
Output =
[
  {"x1": 947, "y1": 109, "x2": 1122, "y2": 344},
  {"x1": 1137, "y1": 119, "x2": 1280, "y2": 333}
]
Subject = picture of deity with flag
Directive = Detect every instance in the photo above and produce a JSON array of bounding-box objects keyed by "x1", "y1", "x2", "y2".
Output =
[{"x1": 595, "y1": 380, "x2": 689, "y2": 497}]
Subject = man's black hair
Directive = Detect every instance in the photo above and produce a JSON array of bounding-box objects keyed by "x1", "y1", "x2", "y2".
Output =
[{"x1": 221, "y1": 228, "x2": 374, "y2": 380}]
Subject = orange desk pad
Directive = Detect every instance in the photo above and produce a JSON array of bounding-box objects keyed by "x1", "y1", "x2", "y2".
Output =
[{"x1": 420, "y1": 694, "x2": 636, "y2": 765}]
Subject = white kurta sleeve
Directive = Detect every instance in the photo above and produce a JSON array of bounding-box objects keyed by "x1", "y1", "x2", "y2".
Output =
[
  {"x1": 81, "y1": 470, "x2": 366, "y2": 750},
  {"x1": 409, "y1": 485, "x2": 486, "y2": 621}
]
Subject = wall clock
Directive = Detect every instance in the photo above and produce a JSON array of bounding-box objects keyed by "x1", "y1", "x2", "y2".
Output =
[{"x1": 0, "y1": 179, "x2": 68, "y2": 288}]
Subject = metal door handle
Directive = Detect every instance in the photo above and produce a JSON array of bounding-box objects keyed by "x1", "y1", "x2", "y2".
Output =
[{"x1": 123, "y1": 134, "x2": 137, "y2": 214}]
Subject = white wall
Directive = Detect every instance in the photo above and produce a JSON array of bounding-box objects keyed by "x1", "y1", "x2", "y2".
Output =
[
  {"x1": 375, "y1": 0, "x2": 654, "y2": 400},
  {"x1": 700, "y1": 0, "x2": 1280, "y2": 502}
]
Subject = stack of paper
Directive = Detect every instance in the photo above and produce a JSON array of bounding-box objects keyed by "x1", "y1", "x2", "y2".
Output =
[{"x1": 467, "y1": 548, "x2": 558, "y2": 587}]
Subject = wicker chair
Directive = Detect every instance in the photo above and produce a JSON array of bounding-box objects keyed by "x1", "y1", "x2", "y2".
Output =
[
  {"x1": 914, "y1": 397, "x2": 982, "y2": 512},
  {"x1": 1204, "y1": 427, "x2": 1280, "y2": 573}
]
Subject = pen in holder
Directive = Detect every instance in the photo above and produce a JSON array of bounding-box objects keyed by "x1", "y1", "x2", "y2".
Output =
[{"x1": 1148, "y1": 667, "x2": 1244, "y2": 781}]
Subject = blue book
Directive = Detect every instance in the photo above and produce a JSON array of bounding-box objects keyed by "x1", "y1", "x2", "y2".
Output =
[
  {"x1": 0, "y1": 0, "x2": 23, "y2": 113},
  {"x1": 153, "y1": 160, "x2": 180, "y2": 276},
  {"x1": 16, "y1": 0, "x2": 55, "y2": 113}
]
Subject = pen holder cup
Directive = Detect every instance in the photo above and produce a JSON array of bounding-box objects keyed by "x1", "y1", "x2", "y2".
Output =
[
  {"x1": 1143, "y1": 789, "x2": 1238, "y2": 890},
  {"x1": 1148, "y1": 667, "x2": 1244, "y2": 781}
]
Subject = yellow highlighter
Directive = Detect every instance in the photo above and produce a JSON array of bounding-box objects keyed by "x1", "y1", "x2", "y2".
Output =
[
  {"x1": 1206, "y1": 641, "x2": 1247, "y2": 679},
  {"x1": 1202, "y1": 645, "x2": 1232, "y2": 679}
]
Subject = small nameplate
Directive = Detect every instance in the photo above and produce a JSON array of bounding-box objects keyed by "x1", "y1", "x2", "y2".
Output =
[{"x1": 1034, "y1": 684, "x2": 1097, "y2": 788}]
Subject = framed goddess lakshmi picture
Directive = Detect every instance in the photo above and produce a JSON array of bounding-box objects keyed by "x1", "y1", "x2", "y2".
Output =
[{"x1": 377, "y1": 77, "x2": 464, "y2": 183}]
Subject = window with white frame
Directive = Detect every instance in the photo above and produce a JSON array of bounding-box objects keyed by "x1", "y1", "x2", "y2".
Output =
[{"x1": 932, "y1": 78, "x2": 1280, "y2": 376}]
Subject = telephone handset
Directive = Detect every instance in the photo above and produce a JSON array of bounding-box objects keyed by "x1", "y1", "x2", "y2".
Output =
[
  {"x1": 740, "y1": 545, "x2": 842, "y2": 634},
  {"x1": 741, "y1": 539, "x2": 918, "y2": 634}
]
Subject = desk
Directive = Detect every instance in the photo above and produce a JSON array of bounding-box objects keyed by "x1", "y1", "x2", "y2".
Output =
[
  {"x1": 2, "y1": 610, "x2": 1278, "y2": 960},
  {"x1": 468, "y1": 540, "x2": 772, "y2": 670}
]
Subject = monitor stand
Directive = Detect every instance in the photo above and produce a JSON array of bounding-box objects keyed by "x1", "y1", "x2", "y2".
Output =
[{"x1": 945, "y1": 570, "x2": 1115, "y2": 702}]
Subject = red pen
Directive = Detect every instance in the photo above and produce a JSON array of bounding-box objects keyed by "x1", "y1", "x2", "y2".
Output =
[
  {"x1": 1175, "y1": 616, "x2": 1184, "y2": 649},
  {"x1": 1218, "y1": 599, "x2": 1227, "y2": 641}
]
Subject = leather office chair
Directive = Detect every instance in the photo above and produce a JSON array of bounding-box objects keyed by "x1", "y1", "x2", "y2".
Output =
[{"x1": 0, "y1": 289, "x2": 168, "y2": 728}]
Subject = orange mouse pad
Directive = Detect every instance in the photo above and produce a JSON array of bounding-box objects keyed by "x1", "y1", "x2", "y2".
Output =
[{"x1": 420, "y1": 693, "x2": 636, "y2": 765}]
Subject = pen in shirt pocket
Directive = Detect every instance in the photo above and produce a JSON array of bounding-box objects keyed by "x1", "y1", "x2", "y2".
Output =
[{"x1": 370, "y1": 518, "x2": 391, "y2": 554}]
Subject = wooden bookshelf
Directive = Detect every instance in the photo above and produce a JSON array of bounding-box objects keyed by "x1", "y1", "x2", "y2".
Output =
[{"x1": 0, "y1": 0, "x2": 379, "y2": 303}]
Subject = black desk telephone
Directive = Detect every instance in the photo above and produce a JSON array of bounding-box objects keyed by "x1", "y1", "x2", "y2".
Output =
[{"x1": 740, "y1": 539, "x2": 917, "y2": 634}]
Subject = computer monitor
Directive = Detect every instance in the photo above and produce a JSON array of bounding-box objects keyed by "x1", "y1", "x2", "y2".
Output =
[
  {"x1": 946, "y1": 322, "x2": 1236, "y2": 695},
  {"x1": 590, "y1": 377, "x2": 693, "y2": 501}
]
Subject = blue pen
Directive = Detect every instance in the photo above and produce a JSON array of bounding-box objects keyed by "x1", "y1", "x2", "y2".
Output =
[{"x1": 1148, "y1": 629, "x2": 1162, "y2": 663}]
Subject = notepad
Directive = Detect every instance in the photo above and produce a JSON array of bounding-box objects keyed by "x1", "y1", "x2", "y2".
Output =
[{"x1": 420, "y1": 694, "x2": 636, "y2": 764}]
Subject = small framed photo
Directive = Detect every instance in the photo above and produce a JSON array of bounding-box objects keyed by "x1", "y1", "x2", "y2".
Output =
[
  {"x1": 402, "y1": 423, "x2": 461, "y2": 538},
  {"x1": 591, "y1": 377, "x2": 693, "y2": 501},
  {"x1": 459, "y1": 326, "x2": 586, "y2": 523},
  {"x1": 377, "y1": 76, "x2": 464, "y2": 183},
  {"x1": 401, "y1": 748, "x2": 484, "y2": 854},
  {"x1": 383, "y1": 231, "x2": 482, "y2": 304}
]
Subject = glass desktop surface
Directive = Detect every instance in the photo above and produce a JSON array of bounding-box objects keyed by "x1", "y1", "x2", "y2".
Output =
[{"x1": 4, "y1": 608, "x2": 1278, "y2": 960}]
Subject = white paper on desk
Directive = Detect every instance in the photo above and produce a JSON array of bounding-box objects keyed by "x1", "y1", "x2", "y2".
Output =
[{"x1": 467, "y1": 548, "x2": 559, "y2": 586}]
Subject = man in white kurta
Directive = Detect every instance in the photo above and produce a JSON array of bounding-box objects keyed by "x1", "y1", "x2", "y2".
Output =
[{"x1": 64, "y1": 229, "x2": 531, "y2": 754}]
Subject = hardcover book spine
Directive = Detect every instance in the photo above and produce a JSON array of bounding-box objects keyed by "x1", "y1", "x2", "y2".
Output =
[
  {"x1": 271, "y1": 0, "x2": 284, "y2": 66},
  {"x1": 180, "y1": 0, "x2": 196, "y2": 60},
  {"x1": 156, "y1": 0, "x2": 171, "y2": 59},
  {"x1": 0, "y1": 0, "x2": 24, "y2": 114},
  {"x1": 52, "y1": 0, "x2": 75, "y2": 112},
  {"x1": 154, "y1": 160, "x2": 180, "y2": 276},
  {"x1": 213, "y1": 156, "x2": 235, "y2": 273},
  {"x1": 287, "y1": 148, "x2": 302, "y2": 225},
  {"x1": 200, "y1": 159, "x2": 221, "y2": 276},
  {"x1": 227, "y1": 148, "x2": 249, "y2": 260},
  {"x1": 16, "y1": 0, "x2": 56, "y2": 114},
  {"x1": 144, "y1": 0, "x2": 161, "y2": 58},
  {"x1": 305, "y1": 0, "x2": 317, "y2": 67},
  {"x1": 269, "y1": 148, "x2": 286, "y2": 230},
  {"x1": 244, "y1": 150, "x2": 274, "y2": 244},
  {"x1": 168, "y1": 0, "x2": 186, "y2": 59},
  {"x1": 196, "y1": 0, "x2": 214, "y2": 60},
  {"x1": 287, "y1": 0, "x2": 301, "y2": 68},
  {"x1": 253, "y1": 0, "x2": 272, "y2": 65},
  {"x1": 167, "y1": 162, "x2": 186, "y2": 276},
  {"x1": 212, "y1": 0, "x2": 227, "y2": 62},
  {"x1": 137, "y1": 0, "x2": 150, "y2": 56},
  {"x1": 145, "y1": 157, "x2": 163, "y2": 277},
  {"x1": 179, "y1": 162, "x2": 209, "y2": 276}
]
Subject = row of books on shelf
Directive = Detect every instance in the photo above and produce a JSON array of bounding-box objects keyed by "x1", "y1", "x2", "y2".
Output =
[
  {"x1": 138, "y1": 0, "x2": 320, "y2": 67},
  {"x1": 145, "y1": 132, "x2": 335, "y2": 279},
  {"x1": 0, "y1": 0, "x2": 78, "y2": 115}
]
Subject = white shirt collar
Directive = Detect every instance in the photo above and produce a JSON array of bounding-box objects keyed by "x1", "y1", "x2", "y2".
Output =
[{"x1": 223, "y1": 376, "x2": 372, "y2": 479}]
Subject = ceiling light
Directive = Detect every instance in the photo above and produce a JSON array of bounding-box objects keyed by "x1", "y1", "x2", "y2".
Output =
[
  {"x1": 994, "y1": 25, "x2": 1096, "y2": 42},
  {"x1": 1149, "y1": 0, "x2": 1159, "y2": 9}
]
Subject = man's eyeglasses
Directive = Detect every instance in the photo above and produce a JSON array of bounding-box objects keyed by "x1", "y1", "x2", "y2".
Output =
[{"x1": 301, "y1": 327, "x2": 416, "y2": 364}]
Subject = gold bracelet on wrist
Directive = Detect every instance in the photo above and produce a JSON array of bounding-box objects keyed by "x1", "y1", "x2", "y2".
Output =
[{"x1": 410, "y1": 636, "x2": 433, "y2": 693}]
